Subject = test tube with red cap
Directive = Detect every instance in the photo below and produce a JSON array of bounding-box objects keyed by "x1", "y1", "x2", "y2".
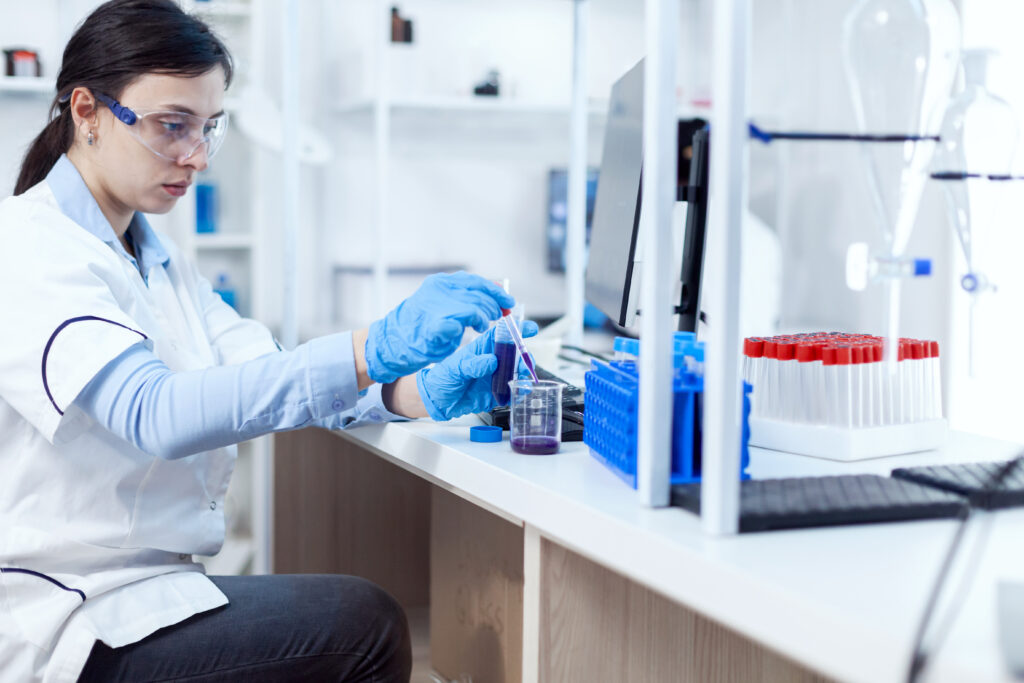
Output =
[{"x1": 743, "y1": 332, "x2": 941, "y2": 429}]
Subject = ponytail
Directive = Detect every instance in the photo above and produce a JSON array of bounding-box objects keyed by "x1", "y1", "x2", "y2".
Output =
[{"x1": 14, "y1": 102, "x2": 73, "y2": 195}]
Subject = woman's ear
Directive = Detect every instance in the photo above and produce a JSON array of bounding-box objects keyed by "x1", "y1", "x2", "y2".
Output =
[{"x1": 69, "y1": 87, "x2": 98, "y2": 131}]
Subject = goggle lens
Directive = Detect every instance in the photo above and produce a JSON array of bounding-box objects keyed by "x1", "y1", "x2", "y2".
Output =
[{"x1": 134, "y1": 111, "x2": 229, "y2": 161}]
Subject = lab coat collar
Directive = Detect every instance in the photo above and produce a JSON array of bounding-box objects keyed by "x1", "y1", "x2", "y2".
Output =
[{"x1": 46, "y1": 154, "x2": 170, "y2": 277}]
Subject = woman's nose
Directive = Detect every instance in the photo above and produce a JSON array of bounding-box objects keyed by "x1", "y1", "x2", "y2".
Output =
[{"x1": 180, "y1": 141, "x2": 210, "y2": 172}]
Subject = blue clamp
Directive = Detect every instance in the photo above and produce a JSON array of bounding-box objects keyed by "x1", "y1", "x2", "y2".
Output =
[{"x1": 913, "y1": 259, "x2": 932, "y2": 277}]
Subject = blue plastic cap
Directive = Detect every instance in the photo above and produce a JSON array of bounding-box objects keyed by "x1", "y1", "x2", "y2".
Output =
[
  {"x1": 614, "y1": 337, "x2": 640, "y2": 356},
  {"x1": 470, "y1": 425, "x2": 503, "y2": 443},
  {"x1": 914, "y1": 258, "x2": 932, "y2": 276},
  {"x1": 673, "y1": 332, "x2": 697, "y2": 354}
]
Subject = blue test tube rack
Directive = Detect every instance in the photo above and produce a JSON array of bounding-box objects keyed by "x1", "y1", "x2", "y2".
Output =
[{"x1": 583, "y1": 353, "x2": 751, "y2": 489}]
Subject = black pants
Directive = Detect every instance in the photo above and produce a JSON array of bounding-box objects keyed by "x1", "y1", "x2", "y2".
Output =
[{"x1": 78, "y1": 574, "x2": 412, "y2": 682}]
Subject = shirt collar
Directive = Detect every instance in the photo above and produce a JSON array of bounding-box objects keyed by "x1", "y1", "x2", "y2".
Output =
[{"x1": 46, "y1": 154, "x2": 170, "y2": 276}]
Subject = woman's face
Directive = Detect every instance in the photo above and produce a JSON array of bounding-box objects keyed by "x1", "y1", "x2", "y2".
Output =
[{"x1": 90, "y1": 67, "x2": 226, "y2": 216}]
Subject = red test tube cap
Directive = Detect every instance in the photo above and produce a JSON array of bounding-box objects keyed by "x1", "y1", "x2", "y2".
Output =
[
  {"x1": 744, "y1": 338, "x2": 764, "y2": 358},
  {"x1": 822, "y1": 346, "x2": 837, "y2": 366},
  {"x1": 834, "y1": 345, "x2": 853, "y2": 365},
  {"x1": 796, "y1": 343, "x2": 815, "y2": 363}
]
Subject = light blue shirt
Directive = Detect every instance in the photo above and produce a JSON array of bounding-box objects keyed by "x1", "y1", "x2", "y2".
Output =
[{"x1": 45, "y1": 155, "x2": 402, "y2": 459}]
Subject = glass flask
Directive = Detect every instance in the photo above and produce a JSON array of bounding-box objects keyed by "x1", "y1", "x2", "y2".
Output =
[
  {"x1": 932, "y1": 49, "x2": 1018, "y2": 374},
  {"x1": 842, "y1": 0, "x2": 961, "y2": 371}
]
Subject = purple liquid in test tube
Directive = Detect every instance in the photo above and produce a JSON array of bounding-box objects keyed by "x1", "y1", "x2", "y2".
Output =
[
  {"x1": 503, "y1": 315, "x2": 539, "y2": 383},
  {"x1": 491, "y1": 341, "x2": 516, "y2": 405}
]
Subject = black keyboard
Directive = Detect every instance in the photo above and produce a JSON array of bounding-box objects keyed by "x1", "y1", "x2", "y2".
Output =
[
  {"x1": 892, "y1": 460, "x2": 1024, "y2": 510},
  {"x1": 533, "y1": 365, "x2": 585, "y2": 404},
  {"x1": 670, "y1": 475, "x2": 966, "y2": 532}
]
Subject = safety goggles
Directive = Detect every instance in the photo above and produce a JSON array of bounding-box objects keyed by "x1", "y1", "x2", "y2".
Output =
[{"x1": 95, "y1": 93, "x2": 229, "y2": 162}]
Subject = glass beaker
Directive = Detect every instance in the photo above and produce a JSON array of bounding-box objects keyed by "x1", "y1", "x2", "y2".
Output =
[{"x1": 509, "y1": 380, "x2": 562, "y2": 455}]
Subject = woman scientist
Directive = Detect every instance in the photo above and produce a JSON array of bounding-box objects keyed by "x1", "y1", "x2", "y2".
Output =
[{"x1": 0, "y1": 1, "x2": 534, "y2": 681}]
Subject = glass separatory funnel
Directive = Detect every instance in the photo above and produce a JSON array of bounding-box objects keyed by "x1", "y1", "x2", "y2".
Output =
[
  {"x1": 931, "y1": 49, "x2": 1019, "y2": 375},
  {"x1": 842, "y1": 0, "x2": 961, "y2": 373}
]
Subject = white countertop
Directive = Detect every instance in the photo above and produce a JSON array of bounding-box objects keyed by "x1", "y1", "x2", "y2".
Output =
[{"x1": 330, "y1": 418, "x2": 1024, "y2": 683}]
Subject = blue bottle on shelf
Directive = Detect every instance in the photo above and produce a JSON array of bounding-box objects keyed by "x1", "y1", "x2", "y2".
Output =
[
  {"x1": 214, "y1": 273, "x2": 237, "y2": 310},
  {"x1": 196, "y1": 182, "x2": 217, "y2": 233}
]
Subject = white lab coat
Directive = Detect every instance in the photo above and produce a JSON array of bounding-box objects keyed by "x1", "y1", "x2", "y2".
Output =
[{"x1": 0, "y1": 178, "x2": 280, "y2": 682}]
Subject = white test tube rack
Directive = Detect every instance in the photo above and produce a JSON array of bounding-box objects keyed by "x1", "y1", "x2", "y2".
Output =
[{"x1": 743, "y1": 333, "x2": 947, "y2": 461}]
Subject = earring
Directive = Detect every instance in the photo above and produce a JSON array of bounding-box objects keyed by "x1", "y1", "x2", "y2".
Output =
[{"x1": 87, "y1": 131, "x2": 94, "y2": 146}]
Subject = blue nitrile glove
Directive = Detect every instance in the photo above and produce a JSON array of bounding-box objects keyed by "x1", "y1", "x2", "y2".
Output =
[
  {"x1": 417, "y1": 320, "x2": 539, "y2": 421},
  {"x1": 365, "y1": 272, "x2": 516, "y2": 384}
]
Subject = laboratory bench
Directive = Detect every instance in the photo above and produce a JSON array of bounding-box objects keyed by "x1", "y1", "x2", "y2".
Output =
[{"x1": 271, "y1": 410, "x2": 1023, "y2": 683}]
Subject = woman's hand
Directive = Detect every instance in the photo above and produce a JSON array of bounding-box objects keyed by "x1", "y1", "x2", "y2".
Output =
[
  {"x1": 364, "y1": 272, "x2": 515, "y2": 385},
  {"x1": 409, "y1": 320, "x2": 539, "y2": 421}
]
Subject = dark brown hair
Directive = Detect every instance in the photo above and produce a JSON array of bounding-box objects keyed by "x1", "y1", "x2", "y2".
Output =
[{"x1": 14, "y1": 0, "x2": 233, "y2": 195}]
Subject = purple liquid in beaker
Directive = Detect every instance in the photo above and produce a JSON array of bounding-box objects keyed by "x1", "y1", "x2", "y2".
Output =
[
  {"x1": 511, "y1": 435, "x2": 560, "y2": 455},
  {"x1": 491, "y1": 340, "x2": 516, "y2": 405}
]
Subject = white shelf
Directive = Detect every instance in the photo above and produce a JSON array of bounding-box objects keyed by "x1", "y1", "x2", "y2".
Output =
[
  {"x1": 0, "y1": 76, "x2": 55, "y2": 95},
  {"x1": 335, "y1": 95, "x2": 710, "y2": 121},
  {"x1": 335, "y1": 95, "x2": 609, "y2": 117},
  {"x1": 194, "y1": 232, "x2": 254, "y2": 250}
]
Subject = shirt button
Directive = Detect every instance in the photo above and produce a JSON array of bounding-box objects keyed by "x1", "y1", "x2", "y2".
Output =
[
  {"x1": 369, "y1": 411, "x2": 381, "y2": 421},
  {"x1": 332, "y1": 399, "x2": 345, "y2": 411},
  {"x1": 209, "y1": 501, "x2": 217, "y2": 510}
]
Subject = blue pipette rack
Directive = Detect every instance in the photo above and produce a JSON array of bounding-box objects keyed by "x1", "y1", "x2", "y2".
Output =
[{"x1": 583, "y1": 356, "x2": 751, "y2": 489}]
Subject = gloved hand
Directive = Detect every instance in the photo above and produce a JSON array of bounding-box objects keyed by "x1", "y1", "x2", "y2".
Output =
[
  {"x1": 365, "y1": 272, "x2": 515, "y2": 384},
  {"x1": 417, "y1": 320, "x2": 539, "y2": 421}
]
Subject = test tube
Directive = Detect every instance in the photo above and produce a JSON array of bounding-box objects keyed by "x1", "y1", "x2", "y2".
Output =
[
  {"x1": 491, "y1": 311, "x2": 520, "y2": 406},
  {"x1": 501, "y1": 311, "x2": 539, "y2": 383}
]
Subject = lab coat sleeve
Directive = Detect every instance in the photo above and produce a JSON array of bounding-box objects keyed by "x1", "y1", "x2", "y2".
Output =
[
  {"x1": 185, "y1": 254, "x2": 280, "y2": 365},
  {"x1": 313, "y1": 382, "x2": 409, "y2": 431},
  {"x1": 76, "y1": 332, "x2": 368, "y2": 459},
  {"x1": 0, "y1": 198, "x2": 153, "y2": 444}
]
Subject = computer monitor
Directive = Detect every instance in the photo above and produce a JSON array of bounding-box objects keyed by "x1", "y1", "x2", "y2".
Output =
[
  {"x1": 584, "y1": 60, "x2": 645, "y2": 327},
  {"x1": 584, "y1": 58, "x2": 709, "y2": 331},
  {"x1": 677, "y1": 127, "x2": 709, "y2": 333}
]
